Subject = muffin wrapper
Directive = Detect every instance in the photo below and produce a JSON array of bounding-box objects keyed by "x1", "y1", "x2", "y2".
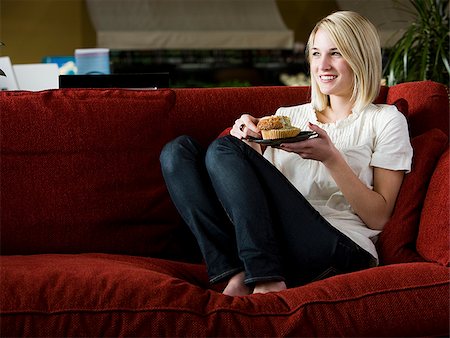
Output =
[{"x1": 261, "y1": 128, "x2": 300, "y2": 140}]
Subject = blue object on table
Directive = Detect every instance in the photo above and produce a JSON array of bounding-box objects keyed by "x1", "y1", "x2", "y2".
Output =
[{"x1": 42, "y1": 56, "x2": 77, "y2": 75}]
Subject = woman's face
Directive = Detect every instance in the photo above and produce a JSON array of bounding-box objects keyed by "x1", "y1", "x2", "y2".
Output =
[{"x1": 310, "y1": 28, "x2": 354, "y2": 100}]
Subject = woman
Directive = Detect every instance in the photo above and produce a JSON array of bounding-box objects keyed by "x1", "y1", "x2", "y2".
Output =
[{"x1": 160, "y1": 11, "x2": 413, "y2": 296}]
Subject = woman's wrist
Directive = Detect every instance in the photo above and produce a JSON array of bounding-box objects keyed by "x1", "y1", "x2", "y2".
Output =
[{"x1": 322, "y1": 146, "x2": 343, "y2": 169}]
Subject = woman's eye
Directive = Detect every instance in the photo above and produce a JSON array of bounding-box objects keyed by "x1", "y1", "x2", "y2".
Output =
[
  {"x1": 331, "y1": 51, "x2": 342, "y2": 56},
  {"x1": 312, "y1": 52, "x2": 320, "y2": 57}
]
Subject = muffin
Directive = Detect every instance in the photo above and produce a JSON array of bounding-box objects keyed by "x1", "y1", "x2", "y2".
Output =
[{"x1": 257, "y1": 115, "x2": 301, "y2": 140}]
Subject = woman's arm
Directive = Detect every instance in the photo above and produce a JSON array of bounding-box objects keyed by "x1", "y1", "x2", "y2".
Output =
[
  {"x1": 323, "y1": 152, "x2": 404, "y2": 230},
  {"x1": 280, "y1": 123, "x2": 405, "y2": 230}
]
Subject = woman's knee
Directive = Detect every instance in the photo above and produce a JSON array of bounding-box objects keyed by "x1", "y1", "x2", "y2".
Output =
[
  {"x1": 160, "y1": 135, "x2": 199, "y2": 173},
  {"x1": 205, "y1": 136, "x2": 238, "y2": 170}
]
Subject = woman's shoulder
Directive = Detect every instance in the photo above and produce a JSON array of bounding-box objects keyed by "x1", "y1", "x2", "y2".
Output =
[
  {"x1": 366, "y1": 103, "x2": 405, "y2": 117},
  {"x1": 364, "y1": 103, "x2": 408, "y2": 125},
  {"x1": 365, "y1": 104, "x2": 410, "y2": 142}
]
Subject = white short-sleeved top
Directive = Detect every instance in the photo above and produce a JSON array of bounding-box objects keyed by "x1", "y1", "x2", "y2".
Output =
[{"x1": 263, "y1": 103, "x2": 413, "y2": 261}]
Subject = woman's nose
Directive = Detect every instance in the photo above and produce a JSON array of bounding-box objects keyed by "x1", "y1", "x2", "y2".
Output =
[{"x1": 319, "y1": 56, "x2": 331, "y2": 70}]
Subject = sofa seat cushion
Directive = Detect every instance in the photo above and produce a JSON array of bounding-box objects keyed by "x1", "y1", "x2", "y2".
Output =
[
  {"x1": 1, "y1": 254, "x2": 448, "y2": 337},
  {"x1": 0, "y1": 89, "x2": 196, "y2": 258}
]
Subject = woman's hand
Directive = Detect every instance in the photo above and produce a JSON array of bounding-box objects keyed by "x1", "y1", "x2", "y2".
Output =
[
  {"x1": 279, "y1": 122, "x2": 340, "y2": 165},
  {"x1": 230, "y1": 113, "x2": 261, "y2": 140}
]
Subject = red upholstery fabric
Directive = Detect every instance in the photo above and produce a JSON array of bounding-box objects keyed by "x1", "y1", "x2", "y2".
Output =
[
  {"x1": 417, "y1": 149, "x2": 450, "y2": 266},
  {"x1": 373, "y1": 85, "x2": 389, "y2": 104},
  {"x1": 386, "y1": 81, "x2": 449, "y2": 138},
  {"x1": 1, "y1": 82, "x2": 448, "y2": 337},
  {"x1": 1, "y1": 254, "x2": 448, "y2": 337},
  {"x1": 0, "y1": 89, "x2": 195, "y2": 258},
  {"x1": 378, "y1": 129, "x2": 449, "y2": 264}
]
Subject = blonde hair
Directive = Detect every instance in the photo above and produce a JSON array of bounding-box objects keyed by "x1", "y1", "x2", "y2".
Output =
[{"x1": 305, "y1": 11, "x2": 382, "y2": 113}]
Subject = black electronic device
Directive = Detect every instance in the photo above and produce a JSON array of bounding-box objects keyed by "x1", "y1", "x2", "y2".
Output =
[{"x1": 59, "y1": 73, "x2": 170, "y2": 89}]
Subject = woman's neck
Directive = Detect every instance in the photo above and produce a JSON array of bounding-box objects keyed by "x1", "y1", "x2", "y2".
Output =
[{"x1": 317, "y1": 96, "x2": 353, "y2": 123}]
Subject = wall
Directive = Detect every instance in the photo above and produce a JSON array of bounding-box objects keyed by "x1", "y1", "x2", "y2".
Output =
[
  {"x1": 1, "y1": 0, "x2": 339, "y2": 64},
  {"x1": 1, "y1": 0, "x2": 410, "y2": 65},
  {"x1": 276, "y1": 0, "x2": 338, "y2": 44},
  {"x1": 0, "y1": 0, "x2": 96, "y2": 64}
]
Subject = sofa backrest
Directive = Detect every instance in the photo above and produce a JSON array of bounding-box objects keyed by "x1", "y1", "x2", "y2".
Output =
[
  {"x1": 386, "y1": 81, "x2": 449, "y2": 137},
  {"x1": 1, "y1": 81, "x2": 448, "y2": 261},
  {"x1": 416, "y1": 148, "x2": 449, "y2": 266},
  {"x1": 0, "y1": 89, "x2": 192, "y2": 258}
]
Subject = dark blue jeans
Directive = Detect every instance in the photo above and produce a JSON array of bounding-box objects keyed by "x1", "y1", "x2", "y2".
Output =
[{"x1": 160, "y1": 135, "x2": 375, "y2": 287}]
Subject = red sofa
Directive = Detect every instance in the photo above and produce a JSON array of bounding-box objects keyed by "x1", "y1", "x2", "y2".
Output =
[{"x1": 1, "y1": 80, "x2": 449, "y2": 337}]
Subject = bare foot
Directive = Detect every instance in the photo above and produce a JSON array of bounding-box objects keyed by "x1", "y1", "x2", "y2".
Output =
[
  {"x1": 253, "y1": 281, "x2": 287, "y2": 294},
  {"x1": 222, "y1": 272, "x2": 252, "y2": 296}
]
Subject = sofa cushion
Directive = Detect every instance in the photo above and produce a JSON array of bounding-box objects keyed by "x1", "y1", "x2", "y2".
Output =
[
  {"x1": 387, "y1": 80, "x2": 449, "y2": 138},
  {"x1": 378, "y1": 128, "x2": 448, "y2": 264},
  {"x1": 417, "y1": 149, "x2": 450, "y2": 266},
  {"x1": 0, "y1": 89, "x2": 195, "y2": 257},
  {"x1": 1, "y1": 254, "x2": 448, "y2": 337}
]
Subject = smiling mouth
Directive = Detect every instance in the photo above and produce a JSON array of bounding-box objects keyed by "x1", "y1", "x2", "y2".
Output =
[{"x1": 320, "y1": 75, "x2": 337, "y2": 81}]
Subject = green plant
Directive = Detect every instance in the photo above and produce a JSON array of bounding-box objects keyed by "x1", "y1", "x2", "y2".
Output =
[{"x1": 383, "y1": 0, "x2": 449, "y2": 86}]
